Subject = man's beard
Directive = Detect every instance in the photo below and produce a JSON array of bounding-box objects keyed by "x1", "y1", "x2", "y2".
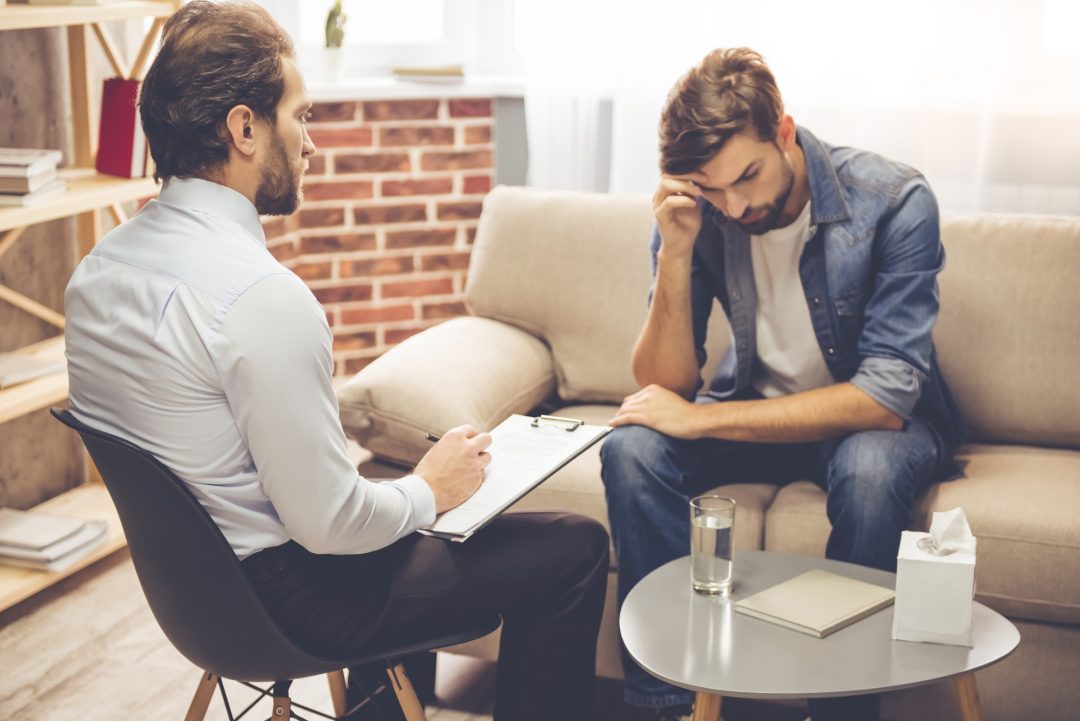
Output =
[
  {"x1": 254, "y1": 131, "x2": 302, "y2": 216},
  {"x1": 733, "y1": 147, "x2": 796, "y2": 235}
]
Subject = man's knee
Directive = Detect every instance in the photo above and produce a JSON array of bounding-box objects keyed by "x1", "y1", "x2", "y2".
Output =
[
  {"x1": 599, "y1": 425, "x2": 676, "y2": 493},
  {"x1": 826, "y1": 430, "x2": 931, "y2": 514}
]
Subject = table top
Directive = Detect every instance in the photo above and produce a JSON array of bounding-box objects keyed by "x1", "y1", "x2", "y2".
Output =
[{"x1": 619, "y1": 550, "x2": 1019, "y2": 699}]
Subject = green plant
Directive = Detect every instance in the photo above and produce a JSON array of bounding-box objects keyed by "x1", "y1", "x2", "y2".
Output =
[{"x1": 325, "y1": 0, "x2": 346, "y2": 49}]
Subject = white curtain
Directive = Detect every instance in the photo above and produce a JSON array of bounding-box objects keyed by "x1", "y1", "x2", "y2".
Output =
[{"x1": 514, "y1": 0, "x2": 1080, "y2": 215}]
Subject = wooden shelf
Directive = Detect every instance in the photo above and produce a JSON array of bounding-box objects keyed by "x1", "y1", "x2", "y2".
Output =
[
  {"x1": 0, "y1": 1, "x2": 175, "y2": 32},
  {"x1": 0, "y1": 336, "x2": 67, "y2": 425},
  {"x1": 0, "y1": 483, "x2": 126, "y2": 613},
  {"x1": 0, "y1": 170, "x2": 158, "y2": 233}
]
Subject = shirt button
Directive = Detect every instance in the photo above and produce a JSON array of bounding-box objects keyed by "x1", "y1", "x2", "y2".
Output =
[
  {"x1": 732, "y1": 291, "x2": 741, "y2": 301},
  {"x1": 813, "y1": 297, "x2": 822, "y2": 305},
  {"x1": 827, "y1": 347, "x2": 836, "y2": 355},
  {"x1": 738, "y1": 342, "x2": 747, "y2": 350}
]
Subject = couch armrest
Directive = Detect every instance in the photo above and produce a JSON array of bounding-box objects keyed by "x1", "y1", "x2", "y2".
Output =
[{"x1": 337, "y1": 316, "x2": 557, "y2": 466}]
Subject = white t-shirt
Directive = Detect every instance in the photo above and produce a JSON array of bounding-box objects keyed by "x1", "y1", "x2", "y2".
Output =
[{"x1": 750, "y1": 200, "x2": 835, "y2": 398}]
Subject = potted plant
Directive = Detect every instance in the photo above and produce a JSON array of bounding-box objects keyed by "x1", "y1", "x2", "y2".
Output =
[{"x1": 322, "y1": 0, "x2": 347, "y2": 80}]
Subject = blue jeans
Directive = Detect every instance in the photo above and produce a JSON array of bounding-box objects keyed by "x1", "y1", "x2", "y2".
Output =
[{"x1": 600, "y1": 416, "x2": 942, "y2": 719}]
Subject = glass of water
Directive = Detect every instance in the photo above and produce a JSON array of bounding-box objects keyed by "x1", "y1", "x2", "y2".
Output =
[{"x1": 690, "y1": 495, "x2": 736, "y2": 596}]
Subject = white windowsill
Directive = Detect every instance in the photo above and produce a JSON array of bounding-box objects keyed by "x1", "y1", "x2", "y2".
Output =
[{"x1": 306, "y1": 75, "x2": 526, "y2": 103}]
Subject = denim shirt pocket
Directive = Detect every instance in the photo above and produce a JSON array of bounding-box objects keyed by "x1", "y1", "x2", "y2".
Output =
[{"x1": 833, "y1": 289, "x2": 869, "y2": 362}]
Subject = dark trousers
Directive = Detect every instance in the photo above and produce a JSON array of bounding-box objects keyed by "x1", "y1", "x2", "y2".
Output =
[{"x1": 242, "y1": 512, "x2": 610, "y2": 721}]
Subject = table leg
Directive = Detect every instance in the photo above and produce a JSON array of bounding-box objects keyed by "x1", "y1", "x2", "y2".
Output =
[
  {"x1": 692, "y1": 691, "x2": 724, "y2": 721},
  {"x1": 953, "y1": 672, "x2": 984, "y2": 721}
]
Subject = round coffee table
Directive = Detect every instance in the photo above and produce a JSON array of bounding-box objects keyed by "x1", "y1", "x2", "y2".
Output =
[{"x1": 620, "y1": 550, "x2": 1019, "y2": 721}]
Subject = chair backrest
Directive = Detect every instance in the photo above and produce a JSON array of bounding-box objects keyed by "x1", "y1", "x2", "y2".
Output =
[{"x1": 51, "y1": 409, "x2": 337, "y2": 681}]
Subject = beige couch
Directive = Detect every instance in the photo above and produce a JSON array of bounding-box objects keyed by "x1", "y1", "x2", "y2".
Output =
[{"x1": 337, "y1": 186, "x2": 1080, "y2": 721}]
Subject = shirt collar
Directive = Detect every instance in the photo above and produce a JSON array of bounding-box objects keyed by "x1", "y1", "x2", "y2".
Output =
[
  {"x1": 157, "y1": 177, "x2": 267, "y2": 245},
  {"x1": 795, "y1": 125, "x2": 850, "y2": 225}
]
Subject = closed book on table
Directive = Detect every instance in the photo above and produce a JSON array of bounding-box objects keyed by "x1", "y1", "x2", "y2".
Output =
[
  {"x1": 96, "y1": 77, "x2": 148, "y2": 179},
  {"x1": 734, "y1": 569, "x2": 895, "y2": 638},
  {"x1": 0, "y1": 508, "x2": 86, "y2": 550}
]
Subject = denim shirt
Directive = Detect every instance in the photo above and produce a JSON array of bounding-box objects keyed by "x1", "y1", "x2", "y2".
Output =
[{"x1": 648, "y1": 126, "x2": 966, "y2": 455}]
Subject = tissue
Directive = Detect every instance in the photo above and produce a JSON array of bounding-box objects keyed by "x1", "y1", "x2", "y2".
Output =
[{"x1": 892, "y1": 508, "x2": 977, "y2": 646}]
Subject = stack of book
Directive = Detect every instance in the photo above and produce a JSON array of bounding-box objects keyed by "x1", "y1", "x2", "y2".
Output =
[
  {"x1": 0, "y1": 508, "x2": 108, "y2": 573},
  {"x1": 0, "y1": 348, "x2": 66, "y2": 389},
  {"x1": 0, "y1": 148, "x2": 66, "y2": 208}
]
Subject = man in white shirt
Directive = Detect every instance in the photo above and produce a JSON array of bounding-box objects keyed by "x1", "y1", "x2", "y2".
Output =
[{"x1": 64, "y1": 3, "x2": 608, "y2": 720}]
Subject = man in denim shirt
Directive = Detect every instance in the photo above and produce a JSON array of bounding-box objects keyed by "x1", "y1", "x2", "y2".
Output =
[{"x1": 600, "y1": 48, "x2": 965, "y2": 721}]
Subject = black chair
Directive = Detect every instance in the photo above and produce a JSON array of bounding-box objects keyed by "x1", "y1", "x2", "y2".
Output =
[{"x1": 52, "y1": 409, "x2": 499, "y2": 721}]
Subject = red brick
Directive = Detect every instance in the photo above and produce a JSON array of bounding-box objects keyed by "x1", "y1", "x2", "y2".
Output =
[
  {"x1": 421, "y1": 150, "x2": 492, "y2": 172},
  {"x1": 385, "y1": 228, "x2": 456, "y2": 250},
  {"x1": 381, "y1": 177, "x2": 453, "y2": 197},
  {"x1": 262, "y1": 217, "x2": 288, "y2": 240},
  {"x1": 449, "y1": 99, "x2": 492, "y2": 118},
  {"x1": 299, "y1": 207, "x2": 345, "y2": 228},
  {"x1": 312, "y1": 283, "x2": 373, "y2": 304},
  {"x1": 306, "y1": 155, "x2": 327, "y2": 175},
  {"x1": 310, "y1": 101, "x2": 357, "y2": 122},
  {"x1": 341, "y1": 304, "x2": 415, "y2": 325},
  {"x1": 332, "y1": 331, "x2": 377, "y2": 352},
  {"x1": 380, "y1": 126, "x2": 455, "y2": 147},
  {"x1": 382, "y1": 278, "x2": 454, "y2": 299},
  {"x1": 300, "y1": 232, "x2": 376, "y2": 254},
  {"x1": 341, "y1": 256, "x2": 415, "y2": 276},
  {"x1": 335, "y1": 153, "x2": 411, "y2": 174},
  {"x1": 308, "y1": 127, "x2": 373, "y2": 148},
  {"x1": 420, "y1": 251, "x2": 472, "y2": 271},
  {"x1": 292, "y1": 261, "x2": 333, "y2": 280},
  {"x1": 303, "y1": 180, "x2": 374, "y2": 202},
  {"x1": 385, "y1": 327, "x2": 426, "y2": 344},
  {"x1": 353, "y1": 203, "x2": 427, "y2": 226},
  {"x1": 466, "y1": 226, "x2": 478, "y2": 244},
  {"x1": 362, "y1": 100, "x2": 439, "y2": 121},
  {"x1": 325, "y1": 309, "x2": 336, "y2": 327},
  {"x1": 267, "y1": 239, "x2": 297, "y2": 262},
  {"x1": 463, "y1": 125, "x2": 492, "y2": 144},
  {"x1": 464, "y1": 175, "x2": 492, "y2": 195},
  {"x1": 437, "y1": 201, "x2": 483, "y2": 221},
  {"x1": 422, "y1": 301, "x2": 467, "y2": 320},
  {"x1": 343, "y1": 355, "x2": 379, "y2": 375}
]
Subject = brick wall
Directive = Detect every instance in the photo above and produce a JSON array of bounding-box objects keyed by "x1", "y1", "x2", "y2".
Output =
[{"x1": 261, "y1": 97, "x2": 495, "y2": 376}]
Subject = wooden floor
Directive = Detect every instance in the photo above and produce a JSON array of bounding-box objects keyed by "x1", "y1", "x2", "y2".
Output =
[{"x1": 0, "y1": 549, "x2": 804, "y2": 721}]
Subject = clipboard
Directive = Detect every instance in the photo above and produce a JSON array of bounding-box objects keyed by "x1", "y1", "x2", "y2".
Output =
[{"x1": 418, "y1": 414, "x2": 611, "y2": 542}]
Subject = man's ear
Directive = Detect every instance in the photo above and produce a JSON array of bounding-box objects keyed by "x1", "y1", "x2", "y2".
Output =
[
  {"x1": 776, "y1": 114, "x2": 797, "y2": 152},
  {"x1": 225, "y1": 105, "x2": 258, "y2": 157}
]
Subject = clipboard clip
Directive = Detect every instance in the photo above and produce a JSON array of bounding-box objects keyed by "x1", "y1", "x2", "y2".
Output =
[{"x1": 531, "y1": 414, "x2": 584, "y2": 432}]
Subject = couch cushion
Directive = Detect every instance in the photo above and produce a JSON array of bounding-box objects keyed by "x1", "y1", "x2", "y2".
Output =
[
  {"x1": 465, "y1": 187, "x2": 655, "y2": 402},
  {"x1": 763, "y1": 443, "x2": 1080, "y2": 624},
  {"x1": 337, "y1": 316, "x2": 556, "y2": 465},
  {"x1": 937, "y1": 215, "x2": 1080, "y2": 447}
]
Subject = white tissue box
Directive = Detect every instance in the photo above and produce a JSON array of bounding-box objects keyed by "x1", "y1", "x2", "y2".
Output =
[{"x1": 891, "y1": 529, "x2": 976, "y2": 646}]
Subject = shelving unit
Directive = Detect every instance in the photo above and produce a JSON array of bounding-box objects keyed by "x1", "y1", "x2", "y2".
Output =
[{"x1": 0, "y1": 1, "x2": 179, "y2": 613}]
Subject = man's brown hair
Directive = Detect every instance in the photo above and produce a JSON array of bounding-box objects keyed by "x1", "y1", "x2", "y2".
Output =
[
  {"x1": 140, "y1": 0, "x2": 295, "y2": 181},
  {"x1": 659, "y1": 48, "x2": 784, "y2": 175}
]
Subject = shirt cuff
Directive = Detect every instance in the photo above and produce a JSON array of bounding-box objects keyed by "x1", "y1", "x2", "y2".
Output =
[
  {"x1": 850, "y1": 356, "x2": 927, "y2": 421},
  {"x1": 391, "y1": 473, "x2": 437, "y2": 529}
]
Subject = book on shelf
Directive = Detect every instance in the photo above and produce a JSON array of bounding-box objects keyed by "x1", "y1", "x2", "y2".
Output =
[
  {"x1": 0, "y1": 178, "x2": 67, "y2": 207},
  {"x1": 0, "y1": 508, "x2": 109, "y2": 573},
  {"x1": 734, "y1": 569, "x2": 895, "y2": 638},
  {"x1": 0, "y1": 148, "x2": 62, "y2": 178},
  {"x1": 0, "y1": 166, "x2": 57, "y2": 195},
  {"x1": 0, "y1": 349, "x2": 66, "y2": 389},
  {"x1": 392, "y1": 65, "x2": 465, "y2": 83},
  {"x1": 96, "y1": 77, "x2": 148, "y2": 179}
]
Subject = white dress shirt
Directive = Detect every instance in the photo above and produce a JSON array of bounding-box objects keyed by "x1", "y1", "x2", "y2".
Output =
[
  {"x1": 64, "y1": 178, "x2": 435, "y2": 559},
  {"x1": 750, "y1": 200, "x2": 836, "y2": 398}
]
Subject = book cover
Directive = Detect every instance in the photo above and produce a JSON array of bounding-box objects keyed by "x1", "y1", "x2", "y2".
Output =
[
  {"x1": 0, "y1": 178, "x2": 67, "y2": 207},
  {"x1": 0, "y1": 166, "x2": 57, "y2": 194},
  {"x1": 0, "y1": 147, "x2": 62, "y2": 177},
  {"x1": 96, "y1": 77, "x2": 148, "y2": 179},
  {"x1": 734, "y1": 569, "x2": 895, "y2": 638},
  {"x1": 0, "y1": 508, "x2": 87, "y2": 550},
  {"x1": 0, "y1": 524, "x2": 109, "y2": 573},
  {"x1": 0, "y1": 519, "x2": 107, "y2": 562}
]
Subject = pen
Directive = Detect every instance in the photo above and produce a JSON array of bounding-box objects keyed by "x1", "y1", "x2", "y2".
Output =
[{"x1": 425, "y1": 433, "x2": 441, "y2": 443}]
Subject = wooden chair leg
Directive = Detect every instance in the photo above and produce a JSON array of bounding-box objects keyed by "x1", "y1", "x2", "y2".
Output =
[
  {"x1": 386, "y1": 663, "x2": 427, "y2": 721},
  {"x1": 327, "y1": 670, "x2": 348, "y2": 718},
  {"x1": 692, "y1": 691, "x2": 724, "y2": 721},
  {"x1": 953, "y1": 672, "x2": 985, "y2": 721},
  {"x1": 183, "y1": 671, "x2": 218, "y2": 721}
]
